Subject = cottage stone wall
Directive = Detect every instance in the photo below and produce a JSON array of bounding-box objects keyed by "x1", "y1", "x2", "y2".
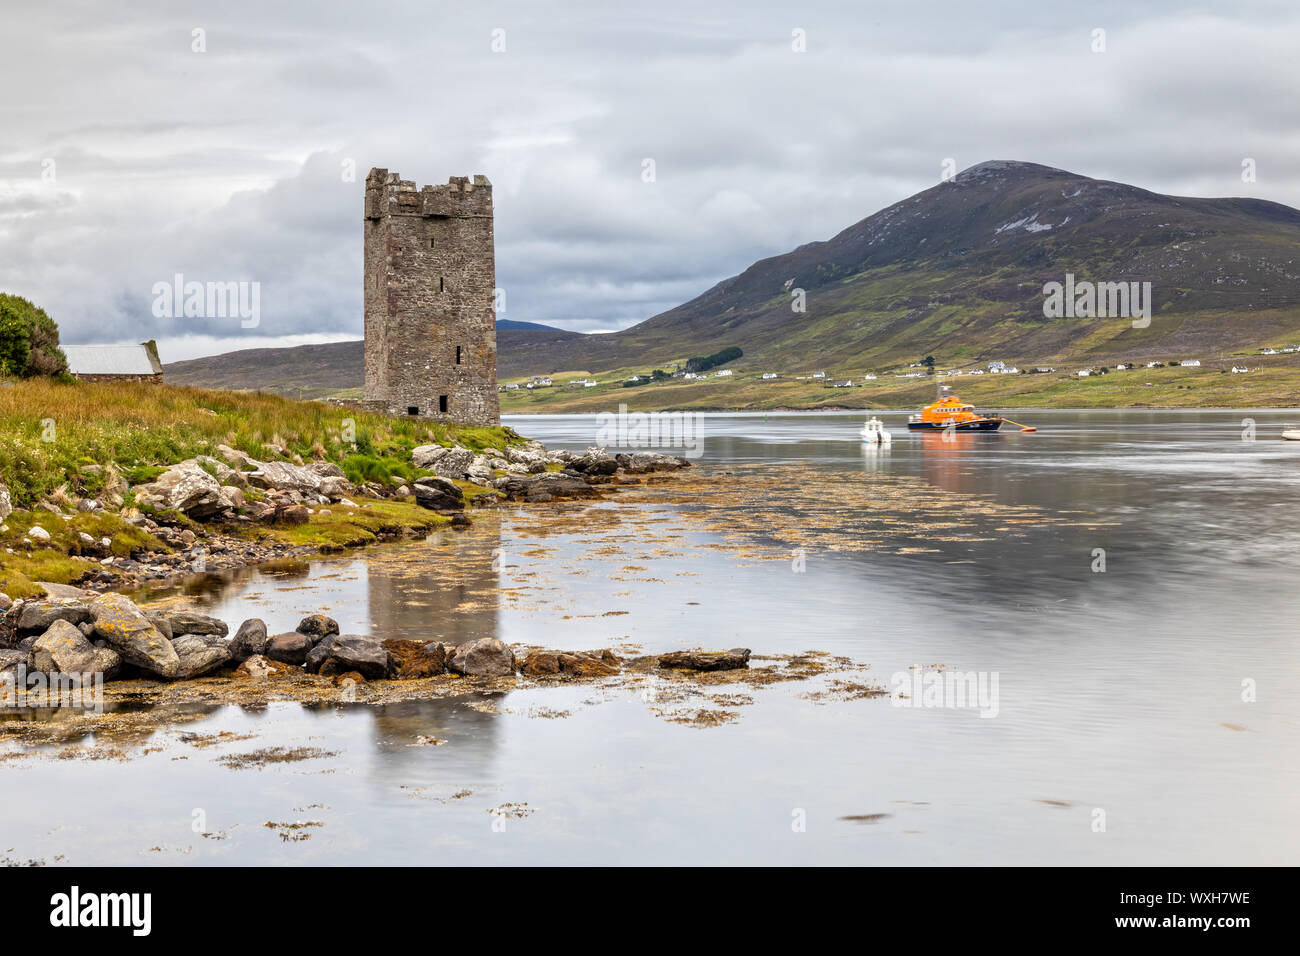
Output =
[{"x1": 363, "y1": 168, "x2": 499, "y2": 425}]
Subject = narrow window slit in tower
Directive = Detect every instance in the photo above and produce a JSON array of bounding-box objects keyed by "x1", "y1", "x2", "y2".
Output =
[
  {"x1": 456, "y1": 345, "x2": 462, "y2": 364},
  {"x1": 439, "y1": 395, "x2": 448, "y2": 414}
]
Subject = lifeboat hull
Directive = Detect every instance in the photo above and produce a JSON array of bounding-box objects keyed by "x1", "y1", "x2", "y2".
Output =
[{"x1": 907, "y1": 418, "x2": 1003, "y2": 432}]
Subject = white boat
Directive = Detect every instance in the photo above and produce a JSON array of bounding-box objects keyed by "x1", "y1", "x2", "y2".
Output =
[
  {"x1": 860, "y1": 416, "x2": 892, "y2": 445},
  {"x1": 1282, "y1": 423, "x2": 1300, "y2": 440}
]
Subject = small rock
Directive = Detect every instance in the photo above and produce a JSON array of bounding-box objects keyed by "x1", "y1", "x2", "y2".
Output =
[
  {"x1": 296, "y1": 614, "x2": 339, "y2": 642},
  {"x1": 235, "y1": 654, "x2": 290, "y2": 679}
]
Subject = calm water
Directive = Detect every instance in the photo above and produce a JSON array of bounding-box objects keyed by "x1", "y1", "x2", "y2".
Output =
[{"x1": 1, "y1": 409, "x2": 1297, "y2": 865}]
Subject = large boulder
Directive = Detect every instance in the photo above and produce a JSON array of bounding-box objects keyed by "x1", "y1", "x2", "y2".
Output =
[
  {"x1": 215, "y1": 444, "x2": 258, "y2": 470},
  {"x1": 246, "y1": 460, "x2": 324, "y2": 494},
  {"x1": 266, "y1": 632, "x2": 311, "y2": 666},
  {"x1": 569, "y1": 448, "x2": 618, "y2": 476},
  {"x1": 413, "y1": 477, "x2": 465, "y2": 511},
  {"x1": 383, "y1": 639, "x2": 447, "y2": 679},
  {"x1": 497, "y1": 473, "x2": 600, "y2": 502},
  {"x1": 428, "y1": 447, "x2": 475, "y2": 479},
  {"x1": 658, "y1": 648, "x2": 751, "y2": 672},
  {"x1": 318, "y1": 635, "x2": 391, "y2": 679},
  {"x1": 506, "y1": 441, "x2": 549, "y2": 468},
  {"x1": 520, "y1": 649, "x2": 619, "y2": 678},
  {"x1": 17, "y1": 598, "x2": 93, "y2": 634},
  {"x1": 92, "y1": 646, "x2": 122, "y2": 681},
  {"x1": 447, "y1": 638, "x2": 515, "y2": 678},
  {"x1": 31, "y1": 619, "x2": 98, "y2": 674},
  {"x1": 229, "y1": 618, "x2": 269, "y2": 661},
  {"x1": 134, "y1": 463, "x2": 233, "y2": 520},
  {"x1": 307, "y1": 462, "x2": 347, "y2": 479},
  {"x1": 171, "y1": 633, "x2": 232, "y2": 679},
  {"x1": 90, "y1": 593, "x2": 180, "y2": 679},
  {"x1": 165, "y1": 610, "x2": 228, "y2": 637},
  {"x1": 411, "y1": 444, "x2": 450, "y2": 469},
  {"x1": 304, "y1": 634, "x2": 338, "y2": 673},
  {"x1": 0, "y1": 648, "x2": 29, "y2": 678},
  {"x1": 614, "y1": 452, "x2": 689, "y2": 474},
  {"x1": 144, "y1": 611, "x2": 174, "y2": 641},
  {"x1": 317, "y1": 476, "x2": 353, "y2": 500}
]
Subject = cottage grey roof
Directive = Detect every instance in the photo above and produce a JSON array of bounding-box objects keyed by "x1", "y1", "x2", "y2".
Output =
[{"x1": 64, "y1": 344, "x2": 162, "y2": 376}]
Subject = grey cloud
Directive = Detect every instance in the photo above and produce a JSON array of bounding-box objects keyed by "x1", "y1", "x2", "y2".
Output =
[{"x1": 0, "y1": 0, "x2": 1297, "y2": 356}]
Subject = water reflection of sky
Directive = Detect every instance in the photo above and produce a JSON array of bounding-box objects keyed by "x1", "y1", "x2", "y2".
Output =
[{"x1": 0, "y1": 411, "x2": 1295, "y2": 865}]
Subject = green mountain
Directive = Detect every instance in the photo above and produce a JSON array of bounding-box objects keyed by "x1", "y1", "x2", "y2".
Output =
[{"x1": 499, "y1": 160, "x2": 1300, "y2": 377}]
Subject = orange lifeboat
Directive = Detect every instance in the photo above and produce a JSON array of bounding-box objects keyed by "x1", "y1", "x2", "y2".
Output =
[{"x1": 907, "y1": 391, "x2": 1003, "y2": 431}]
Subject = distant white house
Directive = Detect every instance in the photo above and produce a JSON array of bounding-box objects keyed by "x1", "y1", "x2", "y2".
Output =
[
  {"x1": 1177, "y1": 359, "x2": 1201, "y2": 367},
  {"x1": 682, "y1": 372, "x2": 697, "y2": 380},
  {"x1": 1232, "y1": 366, "x2": 1251, "y2": 374},
  {"x1": 715, "y1": 369, "x2": 733, "y2": 377},
  {"x1": 1146, "y1": 361, "x2": 1163, "y2": 368},
  {"x1": 582, "y1": 379, "x2": 598, "y2": 387},
  {"x1": 761, "y1": 372, "x2": 778, "y2": 380},
  {"x1": 63, "y1": 343, "x2": 163, "y2": 383},
  {"x1": 626, "y1": 375, "x2": 641, "y2": 383},
  {"x1": 812, "y1": 371, "x2": 827, "y2": 379},
  {"x1": 1115, "y1": 364, "x2": 1130, "y2": 371},
  {"x1": 861, "y1": 373, "x2": 878, "y2": 380},
  {"x1": 1077, "y1": 369, "x2": 1093, "y2": 377},
  {"x1": 503, "y1": 382, "x2": 520, "y2": 390},
  {"x1": 1261, "y1": 348, "x2": 1277, "y2": 355},
  {"x1": 832, "y1": 380, "x2": 853, "y2": 388},
  {"x1": 527, "y1": 377, "x2": 553, "y2": 389}
]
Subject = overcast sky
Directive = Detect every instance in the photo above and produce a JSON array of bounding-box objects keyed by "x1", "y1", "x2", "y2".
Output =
[{"x1": 1, "y1": 0, "x2": 1297, "y2": 361}]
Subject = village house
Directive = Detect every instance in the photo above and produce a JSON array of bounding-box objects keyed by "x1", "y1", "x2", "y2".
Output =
[{"x1": 63, "y1": 343, "x2": 164, "y2": 383}]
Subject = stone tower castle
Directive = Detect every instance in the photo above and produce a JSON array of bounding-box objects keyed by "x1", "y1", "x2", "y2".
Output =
[{"x1": 363, "y1": 168, "x2": 499, "y2": 425}]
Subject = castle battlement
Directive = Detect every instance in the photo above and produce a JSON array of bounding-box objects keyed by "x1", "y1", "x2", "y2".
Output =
[{"x1": 365, "y1": 168, "x2": 492, "y2": 220}]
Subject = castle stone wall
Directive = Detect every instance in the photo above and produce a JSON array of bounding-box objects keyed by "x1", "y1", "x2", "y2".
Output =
[{"x1": 363, "y1": 168, "x2": 499, "y2": 425}]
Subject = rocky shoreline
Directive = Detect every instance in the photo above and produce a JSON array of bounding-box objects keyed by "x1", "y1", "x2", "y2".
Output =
[
  {"x1": 0, "y1": 586, "x2": 751, "y2": 695},
  {"x1": 0, "y1": 438, "x2": 700, "y2": 697},
  {"x1": 0, "y1": 437, "x2": 691, "y2": 596}
]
